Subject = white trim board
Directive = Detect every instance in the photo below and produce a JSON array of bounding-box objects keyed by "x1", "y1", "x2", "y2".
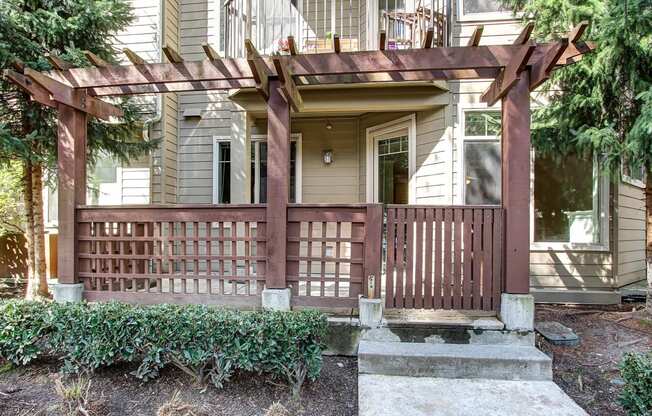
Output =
[{"x1": 365, "y1": 114, "x2": 417, "y2": 204}]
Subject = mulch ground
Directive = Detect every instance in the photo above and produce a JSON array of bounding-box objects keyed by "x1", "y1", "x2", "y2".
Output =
[
  {"x1": 0, "y1": 356, "x2": 358, "y2": 416},
  {"x1": 536, "y1": 302, "x2": 652, "y2": 416}
]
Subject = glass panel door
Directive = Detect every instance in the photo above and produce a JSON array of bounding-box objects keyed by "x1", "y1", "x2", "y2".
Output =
[{"x1": 377, "y1": 135, "x2": 409, "y2": 204}]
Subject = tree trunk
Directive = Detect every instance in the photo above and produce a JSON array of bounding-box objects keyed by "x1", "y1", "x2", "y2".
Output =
[
  {"x1": 32, "y1": 163, "x2": 50, "y2": 298},
  {"x1": 646, "y1": 171, "x2": 652, "y2": 312},
  {"x1": 23, "y1": 161, "x2": 37, "y2": 300}
]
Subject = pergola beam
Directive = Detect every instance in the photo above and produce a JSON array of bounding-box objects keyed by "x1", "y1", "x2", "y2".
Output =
[
  {"x1": 123, "y1": 48, "x2": 145, "y2": 65},
  {"x1": 514, "y1": 22, "x2": 535, "y2": 45},
  {"x1": 467, "y1": 26, "x2": 484, "y2": 47},
  {"x1": 287, "y1": 36, "x2": 298, "y2": 55},
  {"x1": 202, "y1": 43, "x2": 221, "y2": 60},
  {"x1": 83, "y1": 51, "x2": 109, "y2": 67},
  {"x1": 333, "y1": 34, "x2": 341, "y2": 53},
  {"x1": 272, "y1": 58, "x2": 303, "y2": 112},
  {"x1": 245, "y1": 39, "x2": 271, "y2": 100},
  {"x1": 569, "y1": 21, "x2": 589, "y2": 43},
  {"x1": 46, "y1": 53, "x2": 73, "y2": 71},
  {"x1": 162, "y1": 45, "x2": 184, "y2": 63},
  {"x1": 481, "y1": 41, "x2": 536, "y2": 106},
  {"x1": 423, "y1": 27, "x2": 434, "y2": 48},
  {"x1": 34, "y1": 43, "x2": 592, "y2": 95},
  {"x1": 24, "y1": 68, "x2": 123, "y2": 120},
  {"x1": 529, "y1": 37, "x2": 569, "y2": 90},
  {"x1": 3, "y1": 70, "x2": 57, "y2": 108}
]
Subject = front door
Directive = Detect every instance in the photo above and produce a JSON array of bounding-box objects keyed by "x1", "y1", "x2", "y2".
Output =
[{"x1": 376, "y1": 132, "x2": 409, "y2": 204}]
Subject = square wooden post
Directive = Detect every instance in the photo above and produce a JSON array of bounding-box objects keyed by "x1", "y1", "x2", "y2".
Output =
[
  {"x1": 501, "y1": 72, "x2": 531, "y2": 294},
  {"x1": 57, "y1": 104, "x2": 87, "y2": 284},
  {"x1": 265, "y1": 79, "x2": 290, "y2": 289}
]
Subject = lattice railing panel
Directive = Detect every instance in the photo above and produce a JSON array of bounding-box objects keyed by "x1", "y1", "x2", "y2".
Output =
[{"x1": 76, "y1": 206, "x2": 266, "y2": 305}]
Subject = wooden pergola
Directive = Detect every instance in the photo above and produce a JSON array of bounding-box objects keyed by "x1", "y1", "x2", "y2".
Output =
[{"x1": 3, "y1": 22, "x2": 594, "y2": 306}]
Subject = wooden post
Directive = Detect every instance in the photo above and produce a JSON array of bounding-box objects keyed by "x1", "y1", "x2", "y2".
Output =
[
  {"x1": 364, "y1": 204, "x2": 384, "y2": 299},
  {"x1": 57, "y1": 104, "x2": 87, "y2": 284},
  {"x1": 501, "y1": 72, "x2": 530, "y2": 294},
  {"x1": 265, "y1": 79, "x2": 290, "y2": 289}
]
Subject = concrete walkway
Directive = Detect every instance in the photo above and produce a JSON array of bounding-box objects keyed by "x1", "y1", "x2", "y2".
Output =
[{"x1": 359, "y1": 375, "x2": 588, "y2": 416}]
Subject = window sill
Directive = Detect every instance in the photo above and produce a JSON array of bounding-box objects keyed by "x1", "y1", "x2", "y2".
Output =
[
  {"x1": 621, "y1": 174, "x2": 646, "y2": 189},
  {"x1": 530, "y1": 242, "x2": 610, "y2": 252}
]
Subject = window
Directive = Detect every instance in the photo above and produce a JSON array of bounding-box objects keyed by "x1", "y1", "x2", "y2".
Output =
[
  {"x1": 622, "y1": 160, "x2": 646, "y2": 188},
  {"x1": 250, "y1": 134, "x2": 301, "y2": 203},
  {"x1": 457, "y1": 0, "x2": 512, "y2": 21},
  {"x1": 533, "y1": 152, "x2": 608, "y2": 248},
  {"x1": 378, "y1": 135, "x2": 409, "y2": 204},
  {"x1": 462, "y1": 110, "x2": 502, "y2": 205},
  {"x1": 213, "y1": 140, "x2": 231, "y2": 204}
]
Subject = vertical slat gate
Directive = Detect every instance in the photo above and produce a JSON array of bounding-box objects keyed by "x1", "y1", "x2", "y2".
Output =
[{"x1": 384, "y1": 205, "x2": 503, "y2": 311}]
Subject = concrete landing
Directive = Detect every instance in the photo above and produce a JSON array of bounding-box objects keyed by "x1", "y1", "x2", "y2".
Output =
[
  {"x1": 359, "y1": 341, "x2": 552, "y2": 380},
  {"x1": 359, "y1": 375, "x2": 588, "y2": 416}
]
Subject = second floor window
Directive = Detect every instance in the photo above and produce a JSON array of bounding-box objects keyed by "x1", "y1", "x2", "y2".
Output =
[{"x1": 458, "y1": 0, "x2": 512, "y2": 20}]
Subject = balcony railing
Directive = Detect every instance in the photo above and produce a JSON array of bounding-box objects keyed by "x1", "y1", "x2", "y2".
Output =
[{"x1": 222, "y1": 0, "x2": 447, "y2": 57}]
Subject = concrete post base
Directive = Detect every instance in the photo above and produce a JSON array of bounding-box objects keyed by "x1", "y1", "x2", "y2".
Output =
[
  {"x1": 359, "y1": 297, "x2": 383, "y2": 328},
  {"x1": 500, "y1": 293, "x2": 534, "y2": 331},
  {"x1": 261, "y1": 288, "x2": 291, "y2": 311},
  {"x1": 53, "y1": 283, "x2": 84, "y2": 303}
]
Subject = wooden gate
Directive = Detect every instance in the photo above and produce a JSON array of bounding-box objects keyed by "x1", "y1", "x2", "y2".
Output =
[{"x1": 384, "y1": 205, "x2": 503, "y2": 311}]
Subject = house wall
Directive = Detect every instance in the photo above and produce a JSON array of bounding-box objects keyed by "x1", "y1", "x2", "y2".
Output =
[
  {"x1": 164, "y1": 0, "x2": 643, "y2": 303},
  {"x1": 615, "y1": 182, "x2": 647, "y2": 287},
  {"x1": 449, "y1": 3, "x2": 622, "y2": 303}
]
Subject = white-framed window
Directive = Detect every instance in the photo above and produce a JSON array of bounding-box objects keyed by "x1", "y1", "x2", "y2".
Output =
[
  {"x1": 250, "y1": 133, "x2": 302, "y2": 204},
  {"x1": 212, "y1": 137, "x2": 231, "y2": 204},
  {"x1": 621, "y1": 160, "x2": 646, "y2": 188},
  {"x1": 457, "y1": 0, "x2": 513, "y2": 21},
  {"x1": 531, "y1": 151, "x2": 609, "y2": 251},
  {"x1": 366, "y1": 114, "x2": 417, "y2": 204},
  {"x1": 460, "y1": 108, "x2": 502, "y2": 205}
]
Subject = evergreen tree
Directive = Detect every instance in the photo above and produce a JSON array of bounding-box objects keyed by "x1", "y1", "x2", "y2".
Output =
[
  {"x1": 0, "y1": 0, "x2": 159, "y2": 298},
  {"x1": 502, "y1": 0, "x2": 652, "y2": 309}
]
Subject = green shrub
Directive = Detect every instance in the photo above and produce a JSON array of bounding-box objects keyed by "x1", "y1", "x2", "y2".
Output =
[
  {"x1": 619, "y1": 351, "x2": 652, "y2": 416},
  {"x1": 0, "y1": 300, "x2": 327, "y2": 393}
]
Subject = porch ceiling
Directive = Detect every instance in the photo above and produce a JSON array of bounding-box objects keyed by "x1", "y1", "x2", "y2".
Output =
[{"x1": 229, "y1": 83, "x2": 449, "y2": 117}]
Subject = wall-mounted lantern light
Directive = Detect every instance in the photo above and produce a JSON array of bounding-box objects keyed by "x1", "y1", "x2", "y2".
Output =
[{"x1": 322, "y1": 150, "x2": 333, "y2": 165}]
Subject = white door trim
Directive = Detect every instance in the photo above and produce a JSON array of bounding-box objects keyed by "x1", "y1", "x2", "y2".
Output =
[{"x1": 365, "y1": 114, "x2": 417, "y2": 204}]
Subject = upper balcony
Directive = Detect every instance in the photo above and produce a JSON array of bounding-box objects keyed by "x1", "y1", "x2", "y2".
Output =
[{"x1": 221, "y1": 0, "x2": 448, "y2": 58}]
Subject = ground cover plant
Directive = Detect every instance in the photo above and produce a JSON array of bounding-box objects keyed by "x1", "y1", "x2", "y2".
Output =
[{"x1": 0, "y1": 300, "x2": 328, "y2": 396}]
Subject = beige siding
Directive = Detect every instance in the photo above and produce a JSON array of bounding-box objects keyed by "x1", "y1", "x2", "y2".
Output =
[
  {"x1": 616, "y1": 181, "x2": 647, "y2": 286},
  {"x1": 415, "y1": 107, "x2": 451, "y2": 204},
  {"x1": 178, "y1": 0, "x2": 237, "y2": 203},
  {"x1": 294, "y1": 119, "x2": 361, "y2": 203}
]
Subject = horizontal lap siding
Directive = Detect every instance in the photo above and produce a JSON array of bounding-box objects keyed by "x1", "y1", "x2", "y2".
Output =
[
  {"x1": 161, "y1": 0, "x2": 180, "y2": 204},
  {"x1": 114, "y1": 0, "x2": 161, "y2": 205},
  {"x1": 294, "y1": 119, "x2": 360, "y2": 203},
  {"x1": 179, "y1": 0, "x2": 237, "y2": 204},
  {"x1": 616, "y1": 181, "x2": 647, "y2": 286},
  {"x1": 416, "y1": 108, "x2": 450, "y2": 204}
]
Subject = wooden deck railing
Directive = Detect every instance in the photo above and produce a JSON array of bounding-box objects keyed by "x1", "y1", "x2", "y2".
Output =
[
  {"x1": 76, "y1": 205, "x2": 267, "y2": 306},
  {"x1": 75, "y1": 203, "x2": 503, "y2": 311},
  {"x1": 286, "y1": 204, "x2": 383, "y2": 308},
  {"x1": 384, "y1": 205, "x2": 504, "y2": 311}
]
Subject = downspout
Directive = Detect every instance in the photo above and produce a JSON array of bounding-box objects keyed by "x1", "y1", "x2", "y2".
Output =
[{"x1": 144, "y1": 0, "x2": 166, "y2": 202}]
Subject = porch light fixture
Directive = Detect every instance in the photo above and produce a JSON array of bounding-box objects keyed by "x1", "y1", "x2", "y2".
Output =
[
  {"x1": 322, "y1": 150, "x2": 333, "y2": 165},
  {"x1": 325, "y1": 120, "x2": 333, "y2": 130}
]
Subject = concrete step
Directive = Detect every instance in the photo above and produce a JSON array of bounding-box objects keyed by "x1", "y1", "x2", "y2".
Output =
[
  {"x1": 362, "y1": 326, "x2": 535, "y2": 346},
  {"x1": 359, "y1": 375, "x2": 587, "y2": 416},
  {"x1": 358, "y1": 341, "x2": 552, "y2": 381}
]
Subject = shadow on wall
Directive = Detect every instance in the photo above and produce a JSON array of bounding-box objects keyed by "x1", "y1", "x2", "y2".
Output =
[{"x1": 0, "y1": 233, "x2": 28, "y2": 278}]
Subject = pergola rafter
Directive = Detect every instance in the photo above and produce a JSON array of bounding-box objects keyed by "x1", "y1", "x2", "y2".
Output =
[{"x1": 1, "y1": 21, "x2": 596, "y2": 298}]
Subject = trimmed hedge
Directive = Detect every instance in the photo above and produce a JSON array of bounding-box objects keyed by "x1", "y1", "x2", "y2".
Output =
[
  {"x1": 0, "y1": 300, "x2": 327, "y2": 392},
  {"x1": 619, "y1": 351, "x2": 652, "y2": 416}
]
